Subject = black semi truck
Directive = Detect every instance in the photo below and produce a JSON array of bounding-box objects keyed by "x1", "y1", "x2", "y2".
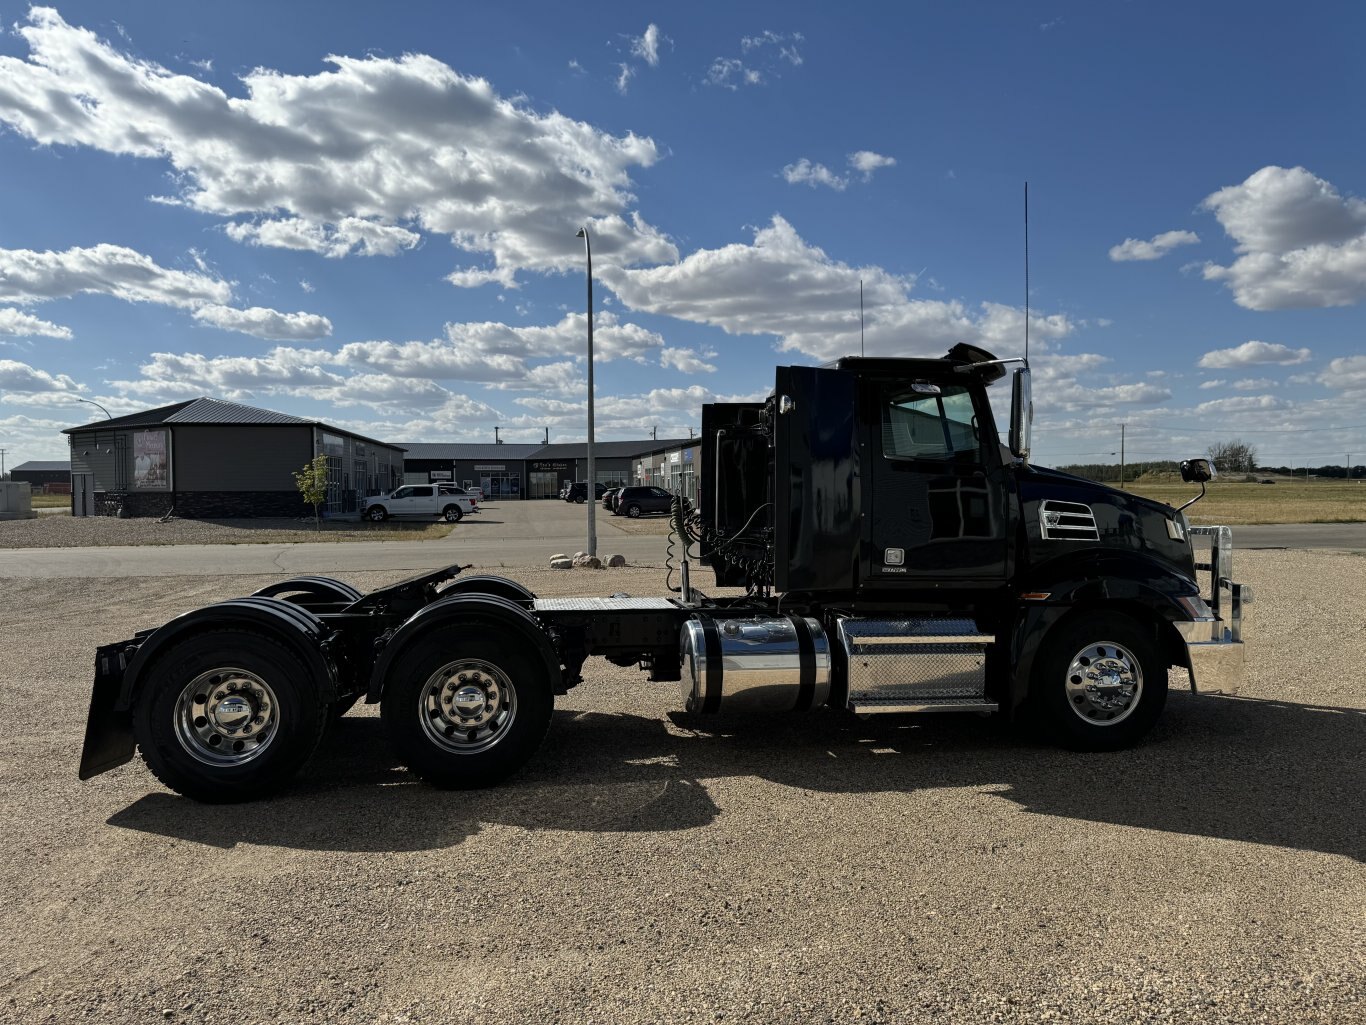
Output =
[{"x1": 79, "y1": 345, "x2": 1249, "y2": 802}]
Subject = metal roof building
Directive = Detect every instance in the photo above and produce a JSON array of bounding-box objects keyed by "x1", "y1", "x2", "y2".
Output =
[
  {"x1": 61, "y1": 398, "x2": 405, "y2": 518},
  {"x1": 397, "y1": 438, "x2": 696, "y2": 500}
]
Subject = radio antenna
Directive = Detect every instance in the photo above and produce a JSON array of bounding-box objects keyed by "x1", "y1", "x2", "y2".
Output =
[
  {"x1": 859, "y1": 278, "x2": 865, "y2": 356},
  {"x1": 1024, "y1": 181, "x2": 1030, "y2": 363}
]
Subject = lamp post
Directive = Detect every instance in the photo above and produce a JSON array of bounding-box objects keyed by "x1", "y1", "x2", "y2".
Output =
[
  {"x1": 77, "y1": 397, "x2": 112, "y2": 419},
  {"x1": 575, "y1": 226, "x2": 597, "y2": 556}
]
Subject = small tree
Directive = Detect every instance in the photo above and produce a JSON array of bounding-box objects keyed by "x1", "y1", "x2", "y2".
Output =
[
  {"x1": 1207, "y1": 439, "x2": 1257, "y2": 474},
  {"x1": 293, "y1": 454, "x2": 329, "y2": 531}
]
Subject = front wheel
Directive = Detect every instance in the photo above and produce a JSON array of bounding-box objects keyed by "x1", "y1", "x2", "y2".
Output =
[
  {"x1": 626, "y1": 504, "x2": 642, "y2": 518},
  {"x1": 1032, "y1": 612, "x2": 1167, "y2": 751},
  {"x1": 381, "y1": 625, "x2": 553, "y2": 789},
  {"x1": 367, "y1": 505, "x2": 388, "y2": 522},
  {"x1": 442, "y1": 504, "x2": 463, "y2": 523},
  {"x1": 131, "y1": 630, "x2": 327, "y2": 802}
]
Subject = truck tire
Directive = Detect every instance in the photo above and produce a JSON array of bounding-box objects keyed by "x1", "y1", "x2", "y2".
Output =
[
  {"x1": 131, "y1": 629, "x2": 327, "y2": 803},
  {"x1": 367, "y1": 505, "x2": 388, "y2": 522},
  {"x1": 442, "y1": 504, "x2": 464, "y2": 523},
  {"x1": 380, "y1": 624, "x2": 552, "y2": 789},
  {"x1": 1033, "y1": 611, "x2": 1167, "y2": 751}
]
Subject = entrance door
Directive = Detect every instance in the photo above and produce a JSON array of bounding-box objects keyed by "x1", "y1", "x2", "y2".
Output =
[{"x1": 73, "y1": 474, "x2": 95, "y2": 517}]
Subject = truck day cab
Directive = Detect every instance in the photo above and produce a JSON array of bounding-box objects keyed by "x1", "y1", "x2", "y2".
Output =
[{"x1": 79, "y1": 345, "x2": 1249, "y2": 802}]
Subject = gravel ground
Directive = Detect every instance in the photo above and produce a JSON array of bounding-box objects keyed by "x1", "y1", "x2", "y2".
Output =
[
  {"x1": 1, "y1": 552, "x2": 1362, "y2": 1024},
  {"x1": 0, "y1": 515, "x2": 453, "y2": 548}
]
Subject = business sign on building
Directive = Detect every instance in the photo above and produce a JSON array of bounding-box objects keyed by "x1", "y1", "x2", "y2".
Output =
[
  {"x1": 669, "y1": 451, "x2": 680, "y2": 464},
  {"x1": 429, "y1": 471, "x2": 452, "y2": 480},
  {"x1": 474, "y1": 464, "x2": 506, "y2": 471},
  {"x1": 133, "y1": 430, "x2": 169, "y2": 489}
]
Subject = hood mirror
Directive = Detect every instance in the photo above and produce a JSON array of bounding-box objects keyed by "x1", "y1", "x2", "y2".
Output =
[
  {"x1": 1180, "y1": 458, "x2": 1217, "y2": 484},
  {"x1": 1008, "y1": 368, "x2": 1032, "y2": 462},
  {"x1": 1177, "y1": 457, "x2": 1217, "y2": 512}
]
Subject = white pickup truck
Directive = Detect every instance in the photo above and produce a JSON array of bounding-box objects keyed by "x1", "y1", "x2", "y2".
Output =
[{"x1": 364, "y1": 485, "x2": 477, "y2": 523}]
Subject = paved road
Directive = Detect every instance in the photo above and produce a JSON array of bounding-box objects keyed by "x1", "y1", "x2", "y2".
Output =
[
  {"x1": 0, "y1": 501, "x2": 677, "y2": 578},
  {"x1": 0, "y1": 508, "x2": 1360, "y2": 579}
]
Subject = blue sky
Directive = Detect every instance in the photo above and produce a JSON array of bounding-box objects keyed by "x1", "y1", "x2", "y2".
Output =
[{"x1": 1, "y1": 1, "x2": 1364, "y2": 470}]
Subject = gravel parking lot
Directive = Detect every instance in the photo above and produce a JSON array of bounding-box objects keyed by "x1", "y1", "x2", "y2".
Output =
[{"x1": 1, "y1": 551, "x2": 1362, "y2": 1024}]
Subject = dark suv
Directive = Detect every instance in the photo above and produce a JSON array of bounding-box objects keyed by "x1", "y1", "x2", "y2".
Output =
[
  {"x1": 613, "y1": 485, "x2": 673, "y2": 518},
  {"x1": 564, "y1": 481, "x2": 607, "y2": 504}
]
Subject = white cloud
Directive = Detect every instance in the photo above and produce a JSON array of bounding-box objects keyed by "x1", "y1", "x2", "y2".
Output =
[
  {"x1": 1108, "y1": 229, "x2": 1200, "y2": 262},
  {"x1": 0, "y1": 308, "x2": 72, "y2": 339},
  {"x1": 600, "y1": 215, "x2": 1073, "y2": 362},
  {"x1": 191, "y1": 304, "x2": 333, "y2": 341},
  {"x1": 0, "y1": 358, "x2": 79, "y2": 394},
  {"x1": 1320, "y1": 356, "x2": 1366, "y2": 391},
  {"x1": 225, "y1": 217, "x2": 420, "y2": 258},
  {"x1": 1194, "y1": 394, "x2": 1288, "y2": 414},
  {"x1": 783, "y1": 159, "x2": 847, "y2": 191},
  {"x1": 1201, "y1": 166, "x2": 1366, "y2": 309},
  {"x1": 1230, "y1": 377, "x2": 1275, "y2": 391},
  {"x1": 848, "y1": 151, "x2": 896, "y2": 178},
  {"x1": 707, "y1": 31, "x2": 803, "y2": 90},
  {"x1": 0, "y1": 243, "x2": 230, "y2": 308},
  {"x1": 337, "y1": 310, "x2": 665, "y2": 384},
  {"x1": 660, "y1": 347, "x2": 717, "y2": 374},
  {"x1": 615, "y1": 63, "x2": 634, "y2": 95},
  {"x1": 1197, "y1": 340, "x2": 1311, "y2": 368},
  {"x1": 1199, "y1": 378, "x2": 1226, "y2": 389},
  {"x1": 630, "y1": 24, "x2": 662, "y2": 67},
  {"x1": 0, "y1": 8, "x2": 676, "y2": 286},
  {"x1": 783, "y1": 151, "x2": 896, "y2": 191}
]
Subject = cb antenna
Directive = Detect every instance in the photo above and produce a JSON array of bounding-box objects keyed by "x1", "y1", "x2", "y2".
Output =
[
  {"x1": 859, "y1": 278, "x2": 865, "y2": 356},
  {"x1": 1024, "y1": 181, "x2": 1030, "y2": 363}
]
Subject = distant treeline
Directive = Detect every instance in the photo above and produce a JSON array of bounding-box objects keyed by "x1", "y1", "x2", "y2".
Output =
[
  {"x1": 1054, "y1": 460, "x2": 1180, "y2": 482},
  {"x1": 1055, "y1": 461, "x2": 1365, "y2": 482}
]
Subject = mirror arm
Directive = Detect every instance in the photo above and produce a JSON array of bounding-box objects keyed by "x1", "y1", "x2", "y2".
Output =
[{"x1": 1176, "y1": 481, "x2": 1207, "y2": 513}]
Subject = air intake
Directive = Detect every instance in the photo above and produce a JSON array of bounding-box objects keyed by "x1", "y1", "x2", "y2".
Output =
[{"x1": 1039, "y1": 500, "x2": 1099, "y2": 541}]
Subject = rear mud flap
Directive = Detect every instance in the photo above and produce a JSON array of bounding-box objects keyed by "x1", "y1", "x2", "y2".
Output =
[{"x1": 78, "y1": 647, "x2": 136, "y2": 780}]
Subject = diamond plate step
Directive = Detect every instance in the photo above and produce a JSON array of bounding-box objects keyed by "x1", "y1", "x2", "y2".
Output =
[{"x1": 849, "y1": 697, "x2": 999, "y2": 715}]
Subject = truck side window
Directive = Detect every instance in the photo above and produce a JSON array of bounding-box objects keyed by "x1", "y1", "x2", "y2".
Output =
[{"x1": 882, "y1": 384, "x2": 980, "y2": 461}]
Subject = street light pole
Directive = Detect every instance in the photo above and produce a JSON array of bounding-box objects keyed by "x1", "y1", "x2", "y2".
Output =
[
  {"x1": 77, "y1": 397, "x2": 112, "y2": 419},
  {"x1": 575, "y1": 226, "x2": 597, "y2": 556}
]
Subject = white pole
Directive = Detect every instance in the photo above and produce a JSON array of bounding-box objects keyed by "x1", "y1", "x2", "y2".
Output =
[{"x1": 576, "y1": 227, "x2": 596, "y2": 556}]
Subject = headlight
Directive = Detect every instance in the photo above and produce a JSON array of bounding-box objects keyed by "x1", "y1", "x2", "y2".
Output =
[{"x1": 1176, "y1": 594, "x2": 1214, "y2": 620}]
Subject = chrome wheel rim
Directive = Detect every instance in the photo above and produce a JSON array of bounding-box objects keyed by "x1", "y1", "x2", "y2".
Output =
[
  {"x1": 418, "y1": 658, "x2": 517, "y2": 754},
  {"x1": 1064, "y1": 641, "x2": 1143, "y2": 726},
  {"x1": 174, "y1": 668, "x2": 279, "y2": 766}
]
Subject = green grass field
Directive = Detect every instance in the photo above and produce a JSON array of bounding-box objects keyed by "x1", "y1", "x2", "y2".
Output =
[
  {"x1": 1118, "y1": 480, "x2": 1365, "y2": 525},
  {"x1": 29, "y1": 493, "x2": 69, "y2": 509}
]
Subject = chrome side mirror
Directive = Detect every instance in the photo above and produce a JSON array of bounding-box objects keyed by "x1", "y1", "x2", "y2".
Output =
[
  {"x1": 1180, "y1": 458, "x2": 1217, "y2": 484},
  {"x1": 1009, "y1": 368, "x2": 1032, "y2": 462}
]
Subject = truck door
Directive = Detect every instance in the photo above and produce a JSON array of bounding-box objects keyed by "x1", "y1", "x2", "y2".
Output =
[
  {"x1": 865, "y1": 377, "x2": 1008, "y2": 583},
  {"x1": 407, "y1": 484, "x2": 437, "y2": 516}
]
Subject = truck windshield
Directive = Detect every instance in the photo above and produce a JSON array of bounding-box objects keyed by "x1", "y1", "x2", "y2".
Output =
[{"x1": 882, "y1": 383, "x2": 979, "y2": 461}]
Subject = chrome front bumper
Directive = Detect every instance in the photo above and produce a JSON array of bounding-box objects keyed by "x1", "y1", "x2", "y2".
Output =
[{"x1": 1177, "y1": 525, "x2": 1253, "y2": 695}]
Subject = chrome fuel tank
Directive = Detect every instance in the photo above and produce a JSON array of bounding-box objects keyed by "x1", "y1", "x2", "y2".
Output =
[{"x1": 680, "y1": 615, "x2": 831, "y2": 713}]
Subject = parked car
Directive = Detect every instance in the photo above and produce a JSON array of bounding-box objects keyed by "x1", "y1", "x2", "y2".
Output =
[
  {"x1": 465, "y1": 485, "x2": 484, "y2": 501},
  {"x1": 564, "y1": 481, "x2": 607, "y2": 504},
  {"x1": 601, "y1": 487, "x2": 620, "y2": 510},
  {"x1": 438, "y1": 484, "x2": 481, "y2": 512},
  {"x1": 612, "y1": 485, "x2": 673, "y2": 518},
  {"x1": 364, "y1": 484, "x2": 475, "y2": 522}
]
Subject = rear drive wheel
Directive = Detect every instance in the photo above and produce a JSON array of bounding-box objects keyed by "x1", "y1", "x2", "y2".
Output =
[
  {"x1": 1033, "y1": 612, "x2": 1167, "y2": 751},
  {"x1": 381, "y1": 625, "x2": 552, "y2": 789},
  {"x1": 367, "y1": 505, "x2": 388, "y2": 522},
  {"x1": 626, "y1": 504, "x2": 642, "y2": 518},
  {"x1": 442, "y1": 504, "x2": 464, "y2": 523},
  {"x1": 132, "y1": 630, "x2": 326, "y2": 802}
]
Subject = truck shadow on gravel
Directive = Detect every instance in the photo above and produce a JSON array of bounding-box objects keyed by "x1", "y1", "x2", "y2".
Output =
[{"x1": 108, "y1": 690, "x2": 1365, "y2": 861}]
